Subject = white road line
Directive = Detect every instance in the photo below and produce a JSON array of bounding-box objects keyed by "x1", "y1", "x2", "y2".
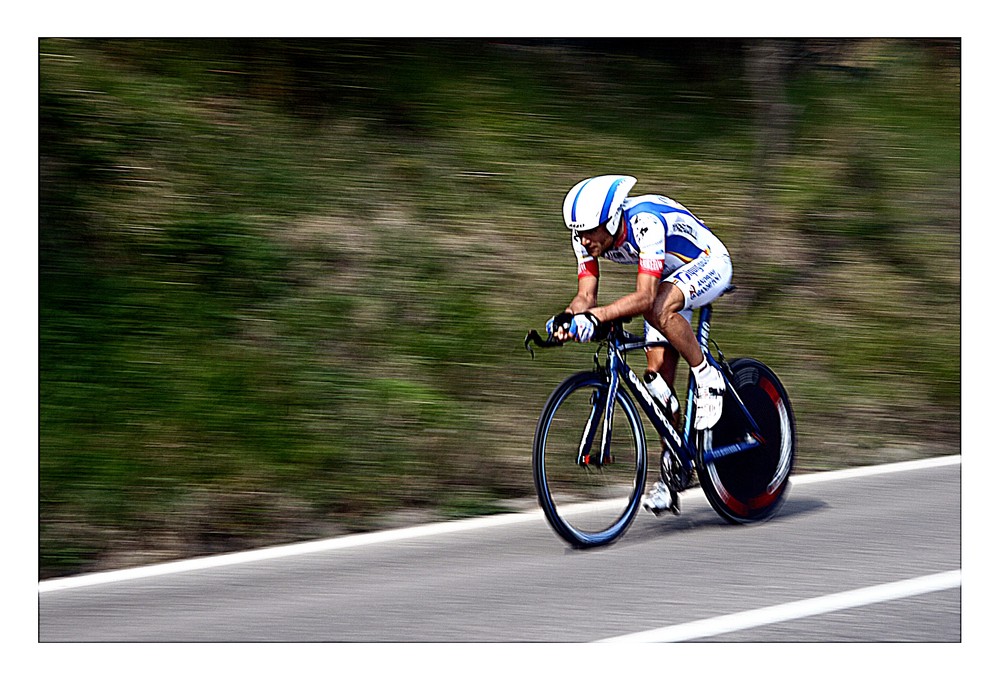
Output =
[
  {"x1": 791, "y1": 454, "x2": 960, "y2": 486},
  {"x1": 38, "y1": 454, "x2": 960, "y2": 593},
  {"x1": 37, "y1": 510, "x2": 548, "y2": 593},
  {"x1": 597, "y1": 569, "x2": 962, "y2": 642}
]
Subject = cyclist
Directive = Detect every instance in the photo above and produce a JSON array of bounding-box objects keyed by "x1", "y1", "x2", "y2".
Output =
[{"x1": 546, "y1": 174, "x2": 732, "y2": 514}]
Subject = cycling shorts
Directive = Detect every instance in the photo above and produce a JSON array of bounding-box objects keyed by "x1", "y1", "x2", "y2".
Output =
[{"x1": 644, "y1": 249, "x2": 733, "y2": 344}]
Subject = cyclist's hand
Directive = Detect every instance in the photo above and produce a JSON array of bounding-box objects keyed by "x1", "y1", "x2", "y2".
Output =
[
  {"x1": 569, "y1": 312, "x2": 599, "y2": 343},
  {"x1": 547, "y1": 312, "x2": 574, "y2": 342}
]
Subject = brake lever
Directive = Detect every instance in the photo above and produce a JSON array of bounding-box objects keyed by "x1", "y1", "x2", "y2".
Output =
[{"x1": 524, "y1": 330, "x2": 562, "y2": 360}]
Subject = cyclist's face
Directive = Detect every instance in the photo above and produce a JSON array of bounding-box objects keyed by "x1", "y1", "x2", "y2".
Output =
[{"x1": 574, "y1": 224, "x2": 614, "y2": 257}]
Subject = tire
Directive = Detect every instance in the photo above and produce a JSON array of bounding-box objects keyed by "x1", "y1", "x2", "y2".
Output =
[
  {"x1": 697, "y1": 358, "x2": 796, "y2": 524},
  {"x1": 532, "y1": 371, "x2": 647, "y2": 548}
]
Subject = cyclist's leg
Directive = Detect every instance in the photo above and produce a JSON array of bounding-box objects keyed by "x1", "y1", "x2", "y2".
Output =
[
  {"x1": 642, "y1": 319, "x2": 686, "y2": 515},
  {"x1": 648, "y1": 282, "x2": 704, "y2": 368},
  {"x1": 644, "y1": 328, "x2": 682, "y2": 429},
  {"x1": 649, "y1": 251, "x2": 733, "y2": 366},
  {"x1": 643, "y1": 323, "x2": 682, "y2": 386},
  {"x1": 652, "y1": 252, "x2": 733, "y2": 429}
]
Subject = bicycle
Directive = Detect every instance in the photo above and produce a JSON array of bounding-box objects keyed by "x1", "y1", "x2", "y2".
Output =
[{"x1": 524, "y1": 298, "x2": 795, "y2": 548}]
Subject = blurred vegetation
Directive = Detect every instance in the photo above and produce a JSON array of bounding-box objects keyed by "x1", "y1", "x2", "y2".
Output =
[{"x1": 39, "y1": 38, "x2": 960, "y2": 578}]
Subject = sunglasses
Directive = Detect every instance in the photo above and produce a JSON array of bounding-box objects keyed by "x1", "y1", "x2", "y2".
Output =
[
  {"x1": 573, "y1": 220, "x2": 610, "y2": 243},
  {"x1": 572, "y1": 219, "x2": 612, "y2": 242}
]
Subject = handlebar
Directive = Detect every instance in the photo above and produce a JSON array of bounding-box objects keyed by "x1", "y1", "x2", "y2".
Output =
[
  {"x1": 524, "y1": 317, "x2": 636, "y2": 359},
  {"x1": 523, "y1": 329, "x2": 563, "y2": 359}
]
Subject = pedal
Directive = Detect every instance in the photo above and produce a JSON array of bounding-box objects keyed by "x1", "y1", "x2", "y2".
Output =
[{"x1": 660, "y1": 449, "x2": 691, "y2": 493}]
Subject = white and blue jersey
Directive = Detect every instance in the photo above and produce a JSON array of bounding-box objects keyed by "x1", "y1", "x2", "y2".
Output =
[
  {"x1": 573, "y1": 193, "x2": 733, "y2": 328},
  {"x1": 574, "y1": 194, "x2": 729, "y2": 280}
]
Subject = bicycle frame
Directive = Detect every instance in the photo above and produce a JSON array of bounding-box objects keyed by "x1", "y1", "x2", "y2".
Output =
[
  {"x1": 529, "y1": 301, "x2": 796, "y2": 546},
  {"x1": 589, "y1": 304, "x2": 765, "y2": 475}
]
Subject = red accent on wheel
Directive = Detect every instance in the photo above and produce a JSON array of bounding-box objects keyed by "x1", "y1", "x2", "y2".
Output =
[
  {"x1": 761, "y1": 376, "x2": 781, "y2": 408},
  {"x1": 748, "y1": 485, "x2": 782, "y2": 510},
  {"x1": 726, "y1": 495, "x2": 749, "y2": 515}
]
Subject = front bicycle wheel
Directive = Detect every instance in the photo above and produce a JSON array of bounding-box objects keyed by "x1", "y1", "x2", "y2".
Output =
[
  {"x1": 697, "y1": 358, "x2": 796, "y2": 524},
  {"x1": 532, "y1": 371, "x2": 647, "y2": 548}
]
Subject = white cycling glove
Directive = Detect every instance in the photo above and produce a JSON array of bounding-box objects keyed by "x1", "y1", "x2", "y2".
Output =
[
  {"x1": 569, "y1": 312, "x2": 598, "y2": 343},
  {"x1": 546, "y1": 311, "x2": 600, "y2": 342}
]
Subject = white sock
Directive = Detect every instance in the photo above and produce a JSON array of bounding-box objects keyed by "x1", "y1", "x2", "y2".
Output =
[{"x1": 694, "y1": 359, "x2": 719, "y2": 385}]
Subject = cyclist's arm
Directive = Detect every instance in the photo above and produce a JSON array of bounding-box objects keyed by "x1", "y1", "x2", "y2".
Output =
[
  {"x1": 587, "y1": 212, "x2": 665, "y2": 324},
  {"x1": 566, "y1": 274, "x2": 598, "y2": 313},
  {"x1": 587, "y1": 272, "x2": 659, "y2": 324},
  {"x1": 558, "y1": 239, "x2": 600, "y2": 332},
  {"x1": 551, "y1": 275, "x2": 599, "y2": 342}
]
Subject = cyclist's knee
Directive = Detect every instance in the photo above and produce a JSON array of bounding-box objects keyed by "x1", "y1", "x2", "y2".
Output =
[{"x1": 652, "y1": 284, "x2": 686, "y2": 326}]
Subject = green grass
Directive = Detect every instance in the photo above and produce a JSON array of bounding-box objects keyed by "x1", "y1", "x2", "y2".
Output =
[{"x1": 39, "y1": 39, "x2": 960, "y2": 577}]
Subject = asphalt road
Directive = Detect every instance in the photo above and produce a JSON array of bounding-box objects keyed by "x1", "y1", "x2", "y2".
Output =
[{"x1": 38, "y1": 457, "x2": 960, "y2": 642}]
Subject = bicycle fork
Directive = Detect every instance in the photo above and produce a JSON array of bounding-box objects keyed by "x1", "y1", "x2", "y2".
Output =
[
  {"x1": 577, "y1": 388, "x2": 607, "y2": 467},
  {"x1": 577, "y1": 352, "x2": 622, "y2": 468}
]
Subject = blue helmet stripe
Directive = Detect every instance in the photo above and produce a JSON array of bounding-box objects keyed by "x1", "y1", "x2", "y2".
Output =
[
  {"x1": 570, "y1": 177, "x2": 595, "y2": 222},
  {"x1": 599, "y1": 178, "x2": 626, "y2": 225}
]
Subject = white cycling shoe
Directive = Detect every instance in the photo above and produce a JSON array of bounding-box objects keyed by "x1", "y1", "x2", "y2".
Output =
[
  {"x1": 642, "y1": 480, "x2": 679, "y2": 516},
  {"x1": 693, "y1": 361, "x2": 725, "y2": 430}
]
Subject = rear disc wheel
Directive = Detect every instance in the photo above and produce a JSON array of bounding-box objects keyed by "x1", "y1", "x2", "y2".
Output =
[{"x1": 697, "y1": 358, "x2": 796, "y2": 524}]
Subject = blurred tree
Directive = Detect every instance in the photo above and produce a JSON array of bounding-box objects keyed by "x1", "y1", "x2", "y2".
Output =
[{"x1": 740, "y1": 39, "x2": 795, "y2": 302}]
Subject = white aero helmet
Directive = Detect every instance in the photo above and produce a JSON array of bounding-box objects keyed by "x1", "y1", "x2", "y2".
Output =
[{"x1": 562, "y1": 174, "x2": 637, "y2": 236}]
